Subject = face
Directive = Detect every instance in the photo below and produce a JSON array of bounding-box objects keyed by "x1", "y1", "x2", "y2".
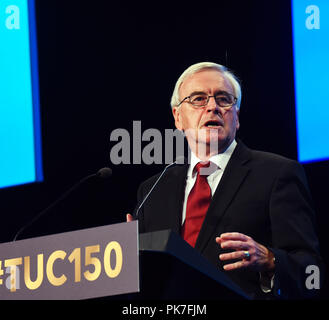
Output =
[{"x1": 172, "y1": 69, "x2": 240, "y2": 158}]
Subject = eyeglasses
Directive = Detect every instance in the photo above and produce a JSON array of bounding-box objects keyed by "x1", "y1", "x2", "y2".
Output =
[{"x1": 178, "y1": 91, "x2": 237, "y2": 108}]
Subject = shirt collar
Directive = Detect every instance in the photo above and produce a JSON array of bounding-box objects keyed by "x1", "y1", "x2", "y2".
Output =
[{"x1": 187, "y1": 139, "x2": 237, "y2": 178}]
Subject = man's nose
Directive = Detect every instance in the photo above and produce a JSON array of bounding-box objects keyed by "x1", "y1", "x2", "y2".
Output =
[{"x1": 206, "y1": 96, "x2": 220, "y2": 112}]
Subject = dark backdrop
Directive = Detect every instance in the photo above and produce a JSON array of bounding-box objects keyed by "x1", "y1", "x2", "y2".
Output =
[{"x1": 1, "y1": 0, "x2": 328, "y2": 298}]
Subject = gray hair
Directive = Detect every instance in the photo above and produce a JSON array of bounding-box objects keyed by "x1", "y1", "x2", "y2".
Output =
[{"x1": 170, "y1": 62, "x2": 242, "y2": 110}]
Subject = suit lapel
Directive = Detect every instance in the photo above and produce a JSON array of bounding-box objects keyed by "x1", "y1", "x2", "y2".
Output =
[
  {"x1": 195, "y1": 141, "x2": 252, "y2": 252},
  {"x1": 161, "y1": 164, "x2": 188, "y2": 233}
]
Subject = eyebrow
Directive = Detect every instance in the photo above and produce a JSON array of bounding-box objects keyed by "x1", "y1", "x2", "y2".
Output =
[
  {"x1": 188, "y1": 90, "x2": 233, "y2": 96},
  {"x1": 188, "y1": 91, "x2": 207, "y2": 96},
  {"x1": 215, "y1": 90, "x2": 231, "y2": 96}
]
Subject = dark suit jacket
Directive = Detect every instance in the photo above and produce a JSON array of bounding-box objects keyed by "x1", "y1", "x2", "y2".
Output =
[{"x1": 135, "y1": 140, "x2": 323, "y2": 299}]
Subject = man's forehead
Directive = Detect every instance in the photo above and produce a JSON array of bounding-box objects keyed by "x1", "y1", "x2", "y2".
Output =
[{"x1": 180, "y1": 69, "x2": 233, "y2": 95}]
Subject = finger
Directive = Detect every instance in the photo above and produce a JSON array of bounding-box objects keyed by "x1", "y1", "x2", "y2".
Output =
[
  {"x1": 223, "y1": 260, "x2": 249, "y2": 271},
  {"x1": 220, "y1": 240, "x2": 249, "y2": 251},
  {"x1": 219, "y1": 251, "x2": 247, "y2": 261},
  {"x1": 220, "y1": 232, "x2": 250, "y2": 241},
  {"x1": 215, "y1": 237, "x2": 223, "y2": 244},
  {"x1": 126, "y1": 213, "x2": 134, "y2": 222}
]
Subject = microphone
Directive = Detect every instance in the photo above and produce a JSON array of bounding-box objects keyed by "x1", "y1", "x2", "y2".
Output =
[
  {"x1": 135, "y1": 157, "x2": 185, "y2": 218},
  {"x1": 13, "y1": 167, "x2": 112, "y2": 241}
]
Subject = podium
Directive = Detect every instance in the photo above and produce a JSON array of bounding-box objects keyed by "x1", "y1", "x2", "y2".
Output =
[
  {"x1": 0, "y1": 222, "x2": 250, "y2": 300},
  {"x1": 118, "y1": 229, "x2": 250, "y2": 300}
]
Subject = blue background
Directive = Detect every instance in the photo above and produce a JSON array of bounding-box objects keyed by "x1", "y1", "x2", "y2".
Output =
[
  {"x1": 0, "y1": 0, "x2": 42, "y2": 189},
  {"x1": 292, "y1": 0, "x2": 329, "y2": 163}
]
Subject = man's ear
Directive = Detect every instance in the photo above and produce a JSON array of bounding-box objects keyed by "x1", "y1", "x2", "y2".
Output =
[
  {"x1": 236, "y1": 109, "x2": 240, "y2": 130},
  {"x1": 172, "y1": 106, "x2": 183, "y2": 131}
]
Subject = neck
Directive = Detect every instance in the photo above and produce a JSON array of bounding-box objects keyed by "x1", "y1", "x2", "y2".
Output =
[{"x1": 190, "y1": 139, "x2": 234, "y2": 161}]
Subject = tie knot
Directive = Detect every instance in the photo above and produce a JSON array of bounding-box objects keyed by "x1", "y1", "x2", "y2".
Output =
[{"x1": 195, "y1": 161, "x2": 217, "y2": 177}]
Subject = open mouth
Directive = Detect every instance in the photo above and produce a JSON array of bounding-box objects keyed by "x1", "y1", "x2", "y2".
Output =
[{"x1": 203, "y1": 120, "x2": 222, "y2": 128}]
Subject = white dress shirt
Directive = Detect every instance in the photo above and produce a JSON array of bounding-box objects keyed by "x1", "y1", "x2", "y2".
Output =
[{"x1": 181, "y1": 139, "x2": 237, "y2": 225}]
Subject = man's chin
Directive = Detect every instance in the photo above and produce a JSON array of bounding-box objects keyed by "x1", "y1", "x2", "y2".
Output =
[
  {"x1": 192, "y1": 139, "x2": 230, "y2": 157},
  {"x1": 185, "y1": 129, "x2": 232, "y2": 154}
]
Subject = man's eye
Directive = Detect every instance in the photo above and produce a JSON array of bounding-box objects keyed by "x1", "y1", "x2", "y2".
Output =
[
  {"x1": 215, "y1": 95, "x2": 232, "y2": 104},
  {"x1": 191, "y1": 95, "x2": 207, "y2": 103}
]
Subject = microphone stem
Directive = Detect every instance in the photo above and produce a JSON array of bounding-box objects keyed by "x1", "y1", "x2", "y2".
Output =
[
  {"x1": 12, "y1": 173, "x2": 96, "y2": 242},
  {"x1": 135, "y1": 162, "x2": 177, "y2": 218}
]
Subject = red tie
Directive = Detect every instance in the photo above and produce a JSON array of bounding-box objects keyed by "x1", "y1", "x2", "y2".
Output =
[{"x1": 182, "y1": 162, "x2": 212, "y2": 247}]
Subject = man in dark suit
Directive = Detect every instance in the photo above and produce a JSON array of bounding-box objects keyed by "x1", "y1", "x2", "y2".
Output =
[{"x1": 127, "y1": 62, "x2": 323, "y2": 299}]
